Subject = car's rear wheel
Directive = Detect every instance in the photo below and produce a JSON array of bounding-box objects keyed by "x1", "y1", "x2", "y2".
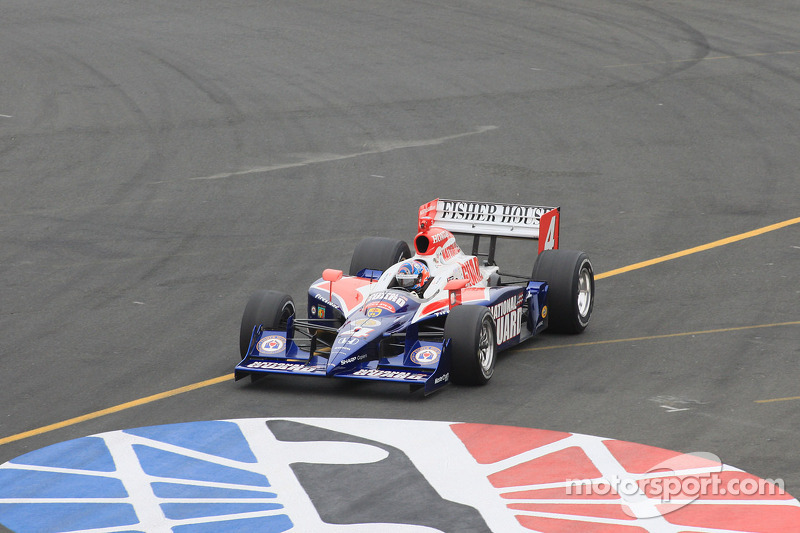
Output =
[
  {"x1": 445, "y1": 305, "x2": 496, "y2": 385},
  {"x1": 531, "y1": 250, "x2": 594, "y2": 333},
  {"x1": 239, "y1": 290, "x2": 295, "y2": 358},
  {"x1": 349, "y1": 237, "x2": 411, "y2": 276}
]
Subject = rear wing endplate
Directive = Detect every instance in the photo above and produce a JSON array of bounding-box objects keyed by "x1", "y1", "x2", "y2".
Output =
[{"x1": 419, "y1": 198, "x2": 560, "y2": 253}]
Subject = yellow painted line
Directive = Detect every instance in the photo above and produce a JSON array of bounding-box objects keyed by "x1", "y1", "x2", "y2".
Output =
[
  {"x1": 0, "y1": 374, "x2": 233, "y2": 447},
  {"x1": 596, "y1": 217, "x2": 800, "y2": 280},
  {"x1": 603, "y1": 49, "x2": 800, "y2": 68},
  {"x1": 756, "y1": 395, "x2": 800, "y2": 404},
  {"x1": 516, "y1": 321, "x2": 800, "y2": 353},
  {"x1": 519, "y1": 320, "x2": 800, "y2": 406}
]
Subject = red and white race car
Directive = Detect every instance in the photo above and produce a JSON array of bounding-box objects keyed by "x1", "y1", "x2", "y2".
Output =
[{"x1": 236, "y1": 199, "x2": 594, "y2": 394}]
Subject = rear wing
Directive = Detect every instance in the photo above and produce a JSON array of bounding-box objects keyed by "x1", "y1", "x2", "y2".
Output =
[{"x1": 418, "y1": 198, "x2": 560, "y2": 253}]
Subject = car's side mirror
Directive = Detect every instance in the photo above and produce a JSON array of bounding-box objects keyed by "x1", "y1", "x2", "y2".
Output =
[
  {"x1": 444, "y1": 278, "x2": 469, "y2": 291},
  {"x1": 445, "y1": 278, "x2": 469, "y2": 308},
  {"x1": 322, "y1": 269, "x2": 343, "y2": 303},
  {"x1": 322, "y1": 269, "x2": 343, "y2": 282}
]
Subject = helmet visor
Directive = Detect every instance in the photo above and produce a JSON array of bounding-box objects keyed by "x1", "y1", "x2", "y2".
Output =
[{"x1": 395, "y1": 273, "x2": 419, "y2": 288}]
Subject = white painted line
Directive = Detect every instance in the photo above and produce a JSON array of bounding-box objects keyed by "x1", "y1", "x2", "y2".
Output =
[
  {"x1": 0, "y1": 114, "x2": 13, "y2": 118},
  {"x1": 189, "y1": 126, "x2": 498, "y2": 181},
  {"x1": 661, "y1": 405, "x2": 691, "y2": 413}
]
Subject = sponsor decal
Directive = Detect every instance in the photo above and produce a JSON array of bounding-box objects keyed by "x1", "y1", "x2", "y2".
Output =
[
  {"x1": 314, "y1": 293, "x2": 332, "y2": 305},
  {"x1": 311, "y1": 305, "x2": 317, "y2": 316},
  {"x1": 365, "y1": 291, "x2": 408, "y2": 309},
  {"x1": 245, "y1": 361, "x2": 316, "y2": 372},
  {"x1": 490, "y1": 294, "x2": 524, "y2": 345},
  {"x1": 335, "y1": 337, "x2": 362, "y2": 347},
  {"x1": 439, "y1": 200, "x2": 548, "y2": 226},
  {"x1": 366, "y1": 307, "x2": 384, "y2": 318},
  {"x1": 318, "y1": 306, "x2": 326, "y2": 319},
  {"x1": 410, "y1": 346, "x2": 441, "y2": 365},
  {"x1": 441, "y1": 243, "x2": 461, "y2": 261},
  {"x1": 256, "y1": 335, "x2": 286, "y2": 354},
  {"x1": 542, "y1": 305, "x2": 548, "y2": 318},
  {"x1": 435, "y1": 372, "x2": 449, "y2": 384},
  {"x1": 431, "y1": 231, "x2": 449, "y2": 244},
  {"x1": 341, "y1": 354, "x2": 369, "y2": 365},
  {"x1": 366, "y1": 301, "x2": 396, "y2": 314},
  {"x1": 352, "y1": 369, "x2": 428, "y2": 380},
  {"x1": 460, "y1": 256, "x2": 482, "y2": 285}
]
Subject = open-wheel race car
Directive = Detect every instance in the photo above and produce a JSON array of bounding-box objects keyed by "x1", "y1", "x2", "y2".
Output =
[{"x1": 236, "y1": 198, "x2": 594, "y2": 395}]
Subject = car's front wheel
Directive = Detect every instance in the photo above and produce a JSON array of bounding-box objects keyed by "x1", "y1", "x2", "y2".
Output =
[
  {"x1": 239, "y1": 290, "x2": 295, "y2": 358},
  {"x1": 445, "y1": 305, "x2": 496, "y2": 385}
]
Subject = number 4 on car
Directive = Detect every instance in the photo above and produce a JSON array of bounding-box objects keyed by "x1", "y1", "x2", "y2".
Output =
[{"x1": 236, "y1": 198, "x2": 594, "y2": 395}]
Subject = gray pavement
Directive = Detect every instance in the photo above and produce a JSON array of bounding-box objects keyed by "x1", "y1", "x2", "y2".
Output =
[{"x1": 1, "y1": 0, "x2": 798, "y2": 497}]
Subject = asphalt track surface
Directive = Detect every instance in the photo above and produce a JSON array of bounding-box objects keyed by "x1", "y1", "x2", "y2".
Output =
[{"x1": 1, "y1": 0, "x2": 799, "y2": 528}]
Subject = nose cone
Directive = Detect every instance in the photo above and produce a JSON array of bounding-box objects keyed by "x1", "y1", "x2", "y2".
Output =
[{"x1": 326, "y1": 318, "x2": 383, "y2": 374}]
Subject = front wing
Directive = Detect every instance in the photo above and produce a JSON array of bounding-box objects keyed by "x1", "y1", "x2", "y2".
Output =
[{"x1": 235, "y1": 322, "x2": 452, "y2": 395}]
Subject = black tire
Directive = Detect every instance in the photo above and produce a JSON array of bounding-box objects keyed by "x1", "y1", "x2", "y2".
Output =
[
  {"x1": 532, "y1": 250, "x2": 594, "y2": 333},
  {"x1": 239, "y1": 290, "x2": 295, "y2": 357},
  {"x1": 444, "y1": 305, "x2": 496, "y2": 385},
  {"x1": 349, "y1": 237, "x2": 411, "y2": 276}
]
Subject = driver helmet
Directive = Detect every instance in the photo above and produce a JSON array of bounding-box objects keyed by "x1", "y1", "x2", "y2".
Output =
[{"x1": 395, "y1": 260, "x2": 430, "y2": 291}]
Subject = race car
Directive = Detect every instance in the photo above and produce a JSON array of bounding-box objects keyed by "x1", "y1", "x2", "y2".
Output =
[{"x1": 235, "y1": 198, "x2": 594, "y2": 395}]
